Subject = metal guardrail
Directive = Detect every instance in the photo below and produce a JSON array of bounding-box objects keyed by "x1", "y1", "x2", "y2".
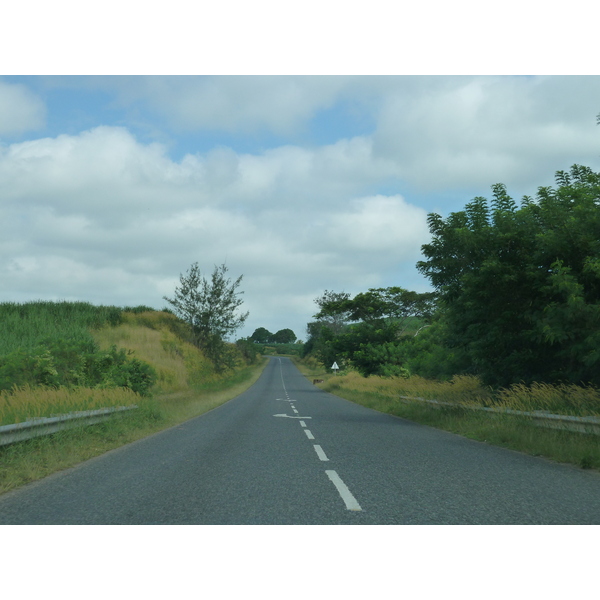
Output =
[
  {"x1": 398, "y1": 396, "x2": 600, "y2": 435},
  {"x1": 0, "y1": 406, "x2": 138, "y2": 447}
]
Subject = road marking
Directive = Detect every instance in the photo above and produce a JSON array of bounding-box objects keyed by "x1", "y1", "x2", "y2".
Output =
[
  {"x1": 326, "y1": 470, "x2": 362, "y2": 511},
  {"x1": 273, "y1": 414, "x2": 311, "y2": 419},
  {"x1": 293, "y1": 409, "x2": 298, "y2": 414},
  {"x1": 299, "y1": 420, "x2": 307, "y2": 427},
  {"x1": 304, "y1": 429, "x2": 315, "y2": 440},
  {"x1": 313, "y1": 445, "x2": 329, "y2": 461},
  {"x1": 279, "y1": 358, "x2": 288, "y2": 395}
]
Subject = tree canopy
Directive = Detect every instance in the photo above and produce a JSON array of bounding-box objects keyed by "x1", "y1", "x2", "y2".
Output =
[
  {"x1": 306, "y1": 286, "x2": 436, "y2": 377},
  {"x1": 249, "y1": 327, "x2": 297, "y2": 344},
  {"x1": 417, "y1": 164, "x2": 600, "y2": 386}
]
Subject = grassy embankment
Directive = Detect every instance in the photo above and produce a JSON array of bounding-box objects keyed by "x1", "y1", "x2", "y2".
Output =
[
  {"x1": 294, "y1": 356, "x2": 600, "y2": 471},
  {"x1": 0, "y1": 302, "x2": 267, "y2": 495}
]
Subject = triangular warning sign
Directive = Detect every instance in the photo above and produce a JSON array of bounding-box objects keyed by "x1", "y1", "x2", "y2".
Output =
[{"x1": 331, "y1": 362, "x2": 339, "y2": 369}]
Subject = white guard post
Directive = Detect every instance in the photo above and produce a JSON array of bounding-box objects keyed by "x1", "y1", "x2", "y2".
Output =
[{"x1": 331, "y1": 361, "x2": 339, "y2": 375}]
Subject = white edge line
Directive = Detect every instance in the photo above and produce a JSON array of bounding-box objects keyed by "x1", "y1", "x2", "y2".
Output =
[{"x1": 326, "y1": 470, "x2": 362, "y2": 511}]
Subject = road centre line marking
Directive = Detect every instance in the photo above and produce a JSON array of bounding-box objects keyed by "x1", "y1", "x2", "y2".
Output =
[
  {"x1": 304, "y1": 429, "x2": 315, "y2": 440},
  {"x1": 325, "y1": 470, "x2": 362, "y2": 511},
  {"x1": 313, "y1": 445, "x2": 329, "y2": 461},
  {"x1": 278, "y1": 358, "x2": 288, "y2": 396},
  {"x1": 299, "y1": 420, "x2": 307, "y2": 427},
  {"x1": 293, "y1": 409, "x2": 298, "y2": 414},
  {"x1": 273, "y1": 414, "x2": 311, "y2": 419}
]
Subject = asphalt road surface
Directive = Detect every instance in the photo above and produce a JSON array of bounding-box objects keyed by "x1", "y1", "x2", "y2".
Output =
[{"x1": 2, "y1": 357, "x2": 600, "y2": 524}]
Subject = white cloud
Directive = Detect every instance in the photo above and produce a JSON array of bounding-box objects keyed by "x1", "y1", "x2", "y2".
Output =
[
  {"x1": 372, "y1": 76, "x2": 600, "y2": 193},
  {"x1": 95, "y1": 76, "x2": 354, "y2": 135},
  {"x1": 0, "y1": 80, "x2": 46, "y2": 136},
  {"x1": 324, "y1": 195, "x2": 429, "y2": 254},
  {"x1": 0, "y1": 124, "x2": 427, "y2": 337},
  {"x1": 83, "y1": 74, "x2": 600, "y2": 203}
]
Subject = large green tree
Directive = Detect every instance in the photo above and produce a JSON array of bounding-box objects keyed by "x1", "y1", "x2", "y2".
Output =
[
  {"x1": 307, "y1": 286, "x2": 436, "y2": 376},
  {"x1": 249, "y1": 327, "x2": 274, "y2": 344},
  {"x1": 417, "y1": 164, "x2": 600, "y2": 386},
  {"x1": 163, "y1": 263, "x2": 249, "y2": 371},
  {"x1": 272, "y1": 328, "x2": 297, "y2": 344}
]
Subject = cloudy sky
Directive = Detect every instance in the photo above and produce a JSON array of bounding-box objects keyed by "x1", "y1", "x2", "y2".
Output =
[
  {"x1": 2, "y1": 1, "x2": 599, "y2": 342},
  {"x1": 1, "y1": 74, "x2": 599, "y2": 340}
]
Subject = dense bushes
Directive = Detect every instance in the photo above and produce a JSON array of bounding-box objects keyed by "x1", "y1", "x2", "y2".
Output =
[
  {"x1": 0, "y1": 340, "x2": 157, "y2": 396},
  {"x1": 0, "y1": 302, "x2": 157, "y2": 396}
]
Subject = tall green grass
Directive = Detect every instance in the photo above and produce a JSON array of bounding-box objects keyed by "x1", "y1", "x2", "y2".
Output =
[
  {"x1": 0, "y1": 301, "x2": 123, "y2": 354},
  {"x1": 0, "y1": 302, "x2": 157, "y2": 395}
]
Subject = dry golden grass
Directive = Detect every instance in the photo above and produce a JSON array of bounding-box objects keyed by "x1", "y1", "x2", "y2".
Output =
[
  {"x1": 92, "y1": 311, "x2": 218, "y2": 394},
  {"x1": 326, "y1": 372, "x2": 494, "y2": 406},
  {"x1": 494, "y1": 382, "x2": 600, "y2": 416},
  {"x1": 0, "y1": 385, "x2": 139, "y2": 425},
  {"x1": 299, "y1": 359, "x2": 600, "y2": 418}
]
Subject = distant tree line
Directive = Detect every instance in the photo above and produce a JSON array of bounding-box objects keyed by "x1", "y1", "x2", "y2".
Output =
[{"x1": 248, "y1": 327, "x2": 298, "y2": 344}]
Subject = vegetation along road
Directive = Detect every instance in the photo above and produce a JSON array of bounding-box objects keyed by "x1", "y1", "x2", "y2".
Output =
[{"x1": 2, "y1": 357, "x2": 600, "y2": 524}]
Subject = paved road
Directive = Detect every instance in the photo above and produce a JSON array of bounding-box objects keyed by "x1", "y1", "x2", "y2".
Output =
[{"x1": 2, "y1": 357, "x2": 600, "y2": 524}]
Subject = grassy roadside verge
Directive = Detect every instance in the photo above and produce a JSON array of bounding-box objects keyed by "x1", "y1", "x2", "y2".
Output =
[
  {"x1": 292, "y1": 357, "x2": 600, "y2": 472},
  {"x1": 0, "y1": 357, "x2": 268, "y2": 496}
]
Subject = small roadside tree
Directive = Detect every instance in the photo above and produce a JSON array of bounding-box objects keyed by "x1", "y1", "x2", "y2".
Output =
[{"x1": 163, "y1": 263, "x2": 249, "y2": 371}]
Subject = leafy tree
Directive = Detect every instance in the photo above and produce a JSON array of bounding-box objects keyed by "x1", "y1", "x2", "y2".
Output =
[
  {"x1": 235, "y1": 338, "x2": 261, "y2": 363},
  {"x1": 163, "y1": 263, "x2": 249, "y2": 371},
  {"x1": 307, "y1": 286, "x2": 436, "y2": 376},
  {"x1": 417, "y1": 164, "x2": 600, "y2": 387},
  {"x1": 302, "y1": 321, "x2": 340, "y2": 369},
  {"x1": 315, "y1": 287, "x2": 436, "y2": 332},
  {"x1": 313, "y1": 290, "x2": 352, "y2": 334},
  {"x1": 249, "y1": 327, "x2": 274, "y2": 344},
  {"x1": 272, "y1": 328, "x2": 297, "y2": 344}
]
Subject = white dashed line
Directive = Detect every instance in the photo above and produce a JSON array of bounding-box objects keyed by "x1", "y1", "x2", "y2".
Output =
[
  {"x1": 326, "y1": 470, "x2": 362, "y2": 511},
  {"x1": 313, "y1": 445, "x2": 329, "y2": 461},
  {"x1": 279, "y1": 358, "x2": 361, "y2": 512}
]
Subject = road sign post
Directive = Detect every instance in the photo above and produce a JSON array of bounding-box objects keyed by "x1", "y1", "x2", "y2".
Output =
[{"x1": 331, "y1": 361, "x2": 339, "y2": 375}]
